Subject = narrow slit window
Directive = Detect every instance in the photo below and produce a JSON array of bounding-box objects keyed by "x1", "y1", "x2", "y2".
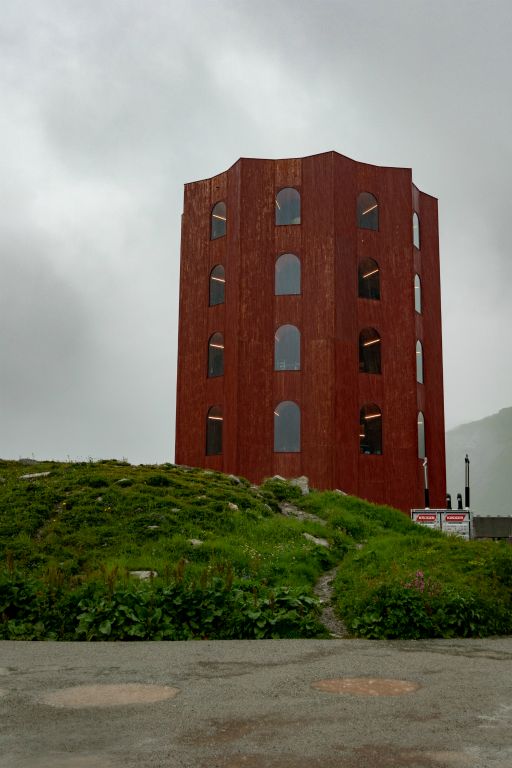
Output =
[
  {"x1": 359, "y1": 328, "x2": 381, "y2": 374},
  {"x1": 275, "y1": 188, "x2": 301, "y2": 225},
  {"x1": 360, "y1": 404, "x2": 382, "y2": 455},
  {"x1": 209, "y1": 265, "x2": 225, "y2": 306},
  {"x1": 416, "y1": 340, "x2": 424, "y2": 383},
  {"x1": 357, "y1": 192, "x2": 379, "y2": 230},
  {"x1": 414, "y1": 274, "x2": 422, "y2": 313},
  {"x1": 206, "y1": 406, "x2": 223, "y2": 455},
  {"x1": 274, "y1": 401, "x2": 300, "y2": 452},
  {"x1": 413, "y1": 212, "x2": 420, "y2": 249},
  {"x1": 418, "y1": 411, "x2": 426, "y2": 459},
  {"x1": 211, "y1": 201, "x2": 226, "y2": 240},
  {"x1": 274, "y1": 325, "x2": 300, "y2": 371},
  {"x1": 208, "y1": 332, "x2": 224, "y2": 378},
  {"x1": 358, "y1": 258, "x2": 380, "y2": 300},
  {"x1": 275, "y1": 253, "x2": 300, "y2": 295}
]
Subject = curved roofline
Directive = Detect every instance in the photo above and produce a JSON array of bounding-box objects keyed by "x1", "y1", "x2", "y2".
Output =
[{"x1": 186, "y1": 151, "x2": 436, "y2": 199}]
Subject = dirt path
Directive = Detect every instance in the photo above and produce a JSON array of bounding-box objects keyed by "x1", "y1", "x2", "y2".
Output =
[
  {"x1": 313, "y1": 567, "x2": 349, "y2": 638},
  {"x1": 278, "y1": 502, "x2": 349, "y2": 638}
]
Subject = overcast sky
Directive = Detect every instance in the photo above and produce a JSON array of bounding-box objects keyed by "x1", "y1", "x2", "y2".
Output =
[{"x1": 1, "y1": 0, "x2": 511, "y2": 464}]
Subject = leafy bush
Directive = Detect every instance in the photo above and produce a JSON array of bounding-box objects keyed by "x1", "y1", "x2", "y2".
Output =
[
  {"x1": 335, "y1": 539, "x2": 512, "y2": 640},
  {"x1": 0, "y1": 570, "x2": 323, "y2": 641}
]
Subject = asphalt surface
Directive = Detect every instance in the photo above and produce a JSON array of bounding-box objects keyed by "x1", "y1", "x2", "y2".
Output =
[{"x1": 1, "y1": 638, "x2": 512, "y2": 768}]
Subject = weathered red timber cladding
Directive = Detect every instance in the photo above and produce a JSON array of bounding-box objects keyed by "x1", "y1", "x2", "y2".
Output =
[
  {"x1": 301, "y1": 153, "x2": 335, "y2": 489},
  {"x1": 222, "y1": 163, "x2": 242, "y2": 474},
  {"x1": 414, "y1": 188, "x2": 446, "y2": 508},
  {"x1": 333, "y1": 153, "x2": 359, "y2": 496},
  {"x1": 359, "y1": 164, "x2": 419, "y2": 511},
  {"x1": 236, "y1": 160, "x2": 275, "y2": 480},
  {"x1": 175, "y1": 151, "x2": 446, "y2": 513},
  {"x1": 175, "y1": 177, "x2": 212, "y2": 469},
  {"x1": 271, "y1": 159, "x2": 303, "y2": 480}
]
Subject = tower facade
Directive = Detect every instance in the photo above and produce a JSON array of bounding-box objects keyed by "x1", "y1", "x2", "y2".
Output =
[{"x1": 175, "y1": 152, "x2": 445, "y2": 512}]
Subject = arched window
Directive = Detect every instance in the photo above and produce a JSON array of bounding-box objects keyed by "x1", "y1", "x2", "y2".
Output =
[
  {"x1": 208, "y1": 332, "x2": 224, "y2": 377},
  {"x1": 359, "y1": 328, "x2": 381, "y2": 374},
  {"x1": 359, "y1": 404, "x2": 382, "y2": 455},
  {"x1": 416, "y1": 340, "x2": 424, "y2": 383},
  {"x1": 413, "y1": 212, "x2": 420, "y2": 249},
  {"x1": 206, "y1": 406, "x2": 223, "y2": 455},
  {"x1": 209, "y1": 265, "x2": 225, "y2": 306},
  {"x1": 211, "y1": 201, "x2": 226, "y2": 240},
  {"x1": 274, "y1": 325, "x2": 300, "y2": 371},
  {"x1": 275, "y1": 253, "x2": 301, "y2": 295},
  {"x1": 414, "y1": 274, "x2": 422, "y2": 313},
  {"x1": 358, "y1": 258, "x2": 380, "y2": 300},
  {"x1": 357, "y1": 192, "x2": 379, "y2": 230},
  {"x1": 275, "y1": 188, "x2": 301, "y2": 225},
  {"x1": 275, "y1": 253, "x2": 300, "y2": 296},
  {"x1": 418, "y1": 411, "x2": 426, "y2": 459},
  {"x1": 274, "y1": 401, "x2": 300, "y2": 452}
]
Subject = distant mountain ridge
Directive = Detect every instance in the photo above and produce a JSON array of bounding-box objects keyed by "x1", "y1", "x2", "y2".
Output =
[{"x1": 445, "y1": 407, "x2": 512, "y2": 516}]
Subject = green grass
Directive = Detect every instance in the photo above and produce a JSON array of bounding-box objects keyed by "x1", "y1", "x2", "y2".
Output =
[
  {"x1": 0, "y1": 460, "x2": 336, "y2": 587},
  {"x1": 1, "y1": 459, "x2": 512, "y2": 640},
  {"x1": 300, "y1": 492, "x2": 512, "y2": 638}
]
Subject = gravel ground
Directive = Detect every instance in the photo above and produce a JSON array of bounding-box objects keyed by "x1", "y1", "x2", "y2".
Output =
[{"x1": 2, "y1": 638, "x2": 512, "y2": 768}]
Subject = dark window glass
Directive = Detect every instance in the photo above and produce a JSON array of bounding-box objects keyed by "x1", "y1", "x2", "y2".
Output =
[
  {"x1": 274, "y1": 401, "x2": 300, "y2": 452},
  {"x1": 211, "y1": 201, "x2": 226, "y2": 240},
  {"x1": 413, "y1": 212, "x2": 420, "y2": 249},
  {"x1": 360, "y1": 404, "x2": 382, "y2": 455},
  {"x1": 209, "y1": 265, "x2": 225, "y2": 306},
  {"x1": 414, "y1": 274, "x2": 422, "y2": 313},
  {"x1": 358, "y1": 258, "x2": 380, "y2": 299},
  {"x1": 418, "y1": 411, "x2": 425, "y2": 459},
  {"x1": 275, "y1": 188, "x2": 301, "y2": 225},
  {"x1": 275, "y1": 253, "x2": 300, "y2": 295},
  {"x1": 274, "y1": 324, "x2": 300, "y2": 371},
  {"x1": 208, "y1": 332, "x2": 224, "y2": 377},
  {"x1": 359, "y1": 328, "x2": 381, "y2": 374},
  {"x1": 206, "y1": 405, "x2": 223, "y2": 455},
  {"x1": 357, "y1": 192, "x2": 379, "y2": 230},
  {"x1": 416, "y1": 340, "x2": 424, "y2": 383}
]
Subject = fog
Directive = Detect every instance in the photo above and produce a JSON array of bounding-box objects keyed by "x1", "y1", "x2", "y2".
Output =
[{"x1": 1, "y1": 0, "x2": 510, "y2": 463}]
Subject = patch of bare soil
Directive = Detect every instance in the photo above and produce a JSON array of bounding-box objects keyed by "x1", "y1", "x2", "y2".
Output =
[
  {"x1": 42, "y1": 683, "x2": 180, "y2": 708},
  {"x1": 313, "y1": 567, "x2": 349, "y2": 638},
  {"x1": 311, "y1": 677, "x2": 421, "y2": 696}
]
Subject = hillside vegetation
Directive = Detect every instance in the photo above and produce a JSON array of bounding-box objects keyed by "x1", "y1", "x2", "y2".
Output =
[{"x1": 1, "y1": 459, "x2": 512, "y2": 640}]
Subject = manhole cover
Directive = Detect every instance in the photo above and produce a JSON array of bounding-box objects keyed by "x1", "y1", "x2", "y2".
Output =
[
  {"x1": 311, "y1": 677, "x2": 420, "y2": 696},
  {"x1": 43, "y1": 683, "x2": 180, "y2": 708}
]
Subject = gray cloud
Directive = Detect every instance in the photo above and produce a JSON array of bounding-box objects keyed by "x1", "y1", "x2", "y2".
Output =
[{"x1": 1, "y1": 0, "x2": 511, "y2": 462}]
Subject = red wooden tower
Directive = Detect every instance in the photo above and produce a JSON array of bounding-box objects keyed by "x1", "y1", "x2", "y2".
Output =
[{"x1": 175, "y1": 151, "x2": 446, "y2": 512}]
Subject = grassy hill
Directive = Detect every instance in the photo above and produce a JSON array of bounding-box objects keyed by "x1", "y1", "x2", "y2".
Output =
[
  {"x1": 1, "y1": 459, "x2": 512, "y2": 640},
  {"x1": 446, "y1": 406, "x2": 512, "y2": 515}
]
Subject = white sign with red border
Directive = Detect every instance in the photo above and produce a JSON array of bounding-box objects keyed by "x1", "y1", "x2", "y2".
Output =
[
  {"x1": 440, "y1": 510, "x2": 471, "y2": 540},
  {"x1": 410, "y1": 510, "x2": 441, "y2": 530}
]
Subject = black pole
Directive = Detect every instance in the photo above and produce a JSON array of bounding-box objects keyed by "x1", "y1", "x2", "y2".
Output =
[
  {"x1": 465, "y1": 454, "x2": 470, "y2": 509},
  {"x1": 446, "y1": 493, "x2": 452, "y2": 510},
  {"x1": 457, "y1": 493, "x2": 463, "y2": 510},
  {"x1": 423, "y1": 458, "x2": 430, "y2": 509}
]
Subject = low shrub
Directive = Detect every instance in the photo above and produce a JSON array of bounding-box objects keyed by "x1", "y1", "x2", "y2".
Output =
[{"x1": 0, "y1": 570, "x2": 324, "y2": 641}]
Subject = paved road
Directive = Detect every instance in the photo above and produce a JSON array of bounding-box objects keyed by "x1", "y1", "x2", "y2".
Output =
[{"x1": 1, "y1": 638, "x2": 512, "y2": 768}]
